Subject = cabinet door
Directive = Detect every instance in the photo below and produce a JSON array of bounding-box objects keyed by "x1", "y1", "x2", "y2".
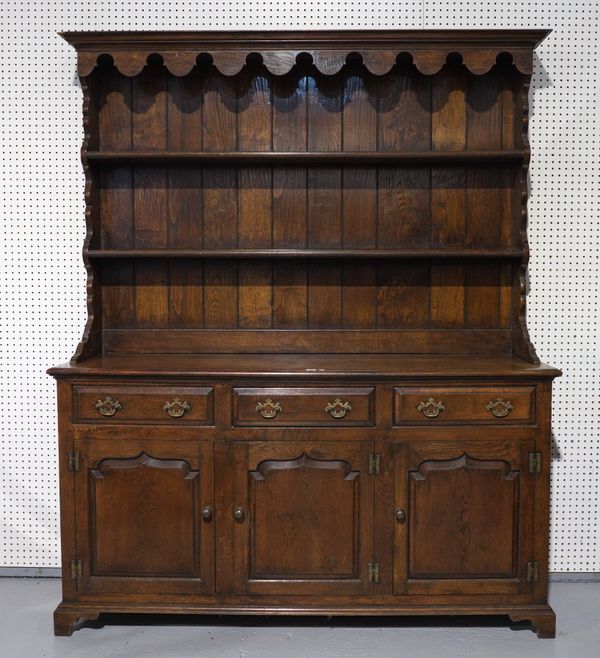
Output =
[
  {"x1": 231, "y1": 441, "x2": 374, "y2": 595},
  {"x1": 393, "y1": 439, "x2": 534, "y2": 596},
  {"x1": 74, "y1": 437, "x2": 214, "y2": 596}
]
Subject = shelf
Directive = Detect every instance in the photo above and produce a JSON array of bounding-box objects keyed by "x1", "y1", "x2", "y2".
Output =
[
  {"x1": 86, "y1": 150, "x2": 526, "y2": 165},
  {"x1": 48, "y1": 353, "x2": 561, "y2": 379},
  {"x1": 88, "y1": 248, "x2": 524, "y2": 259}
]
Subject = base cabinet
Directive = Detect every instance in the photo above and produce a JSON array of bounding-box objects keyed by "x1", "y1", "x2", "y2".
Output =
[
  {"x1": 71, "y1": 435, "x2": 537, "y2": 601},
  {"x1": 54, "y1": 379, "x2": 555, "y2": 638}
]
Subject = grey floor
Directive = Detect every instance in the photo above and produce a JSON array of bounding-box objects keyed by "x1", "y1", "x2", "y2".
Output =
[{"x1": 1, "y1": 579, "x2": 599, "y2": 657}]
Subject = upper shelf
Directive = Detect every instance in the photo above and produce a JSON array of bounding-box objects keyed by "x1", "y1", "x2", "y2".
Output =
[
  {"x1": 87, "y1": 150, "x2": 526, "y2": 166},
  {"x1": 61, "y1": 29, "x2": 551, "y2": 77}
]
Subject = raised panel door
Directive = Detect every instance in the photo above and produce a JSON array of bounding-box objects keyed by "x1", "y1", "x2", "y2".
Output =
[
  {"x1": 74, "y1": 435, "x2": 214, "y2": 596},
  {"x1": 231, "y1": 441, "x2": 374, "y2": 595},
  {"x1": 393, "y1": 438, "x2": 535, "y2": 596}
]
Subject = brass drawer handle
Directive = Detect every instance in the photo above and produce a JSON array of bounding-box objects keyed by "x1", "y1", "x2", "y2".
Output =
[
  {"x1": 256, "y1": 399, "x2": 282, "y2": 419},
  {"x1": 201, "y1": 506, "x2": 213, "y2": 522},
  {"x1": 325, "y1": 398, "x2": 352, "y2": 419},
  {"x1": 95, "y1": 396, "x2": 122, "y2": 417},
  {"x1": 163, "y1": 398, "x2": 191, "y2": 418},
  {"x1": 395, "y1": 508, "x2": 406, "y2": 523},
  {"x1": 417, "y1": 397, "x2": 445, "y2": 418},
  {"x1": 487, "y1": 398, "x2": 513, "y2": 418},
  {"x1": 232, "y1": 506, "x2": 245, "y2": 522}
]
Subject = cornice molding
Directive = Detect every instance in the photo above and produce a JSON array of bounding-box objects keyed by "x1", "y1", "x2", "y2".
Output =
[{"x1": 60, "y1": 29, "x2": 551, "y2": 77}]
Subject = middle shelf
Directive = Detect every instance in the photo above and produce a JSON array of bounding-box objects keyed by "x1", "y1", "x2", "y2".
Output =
[
  {"x1": 87, "y1": 248, "x2": 525, "y2": 259},
  {"x1": 91, "y1": 157, "x2": 523, "y2": 256}
]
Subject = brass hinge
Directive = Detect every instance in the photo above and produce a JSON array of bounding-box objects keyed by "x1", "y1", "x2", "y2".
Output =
[
  {"x1": 528, "y1": 452, "x2": 542, "y2": 475},
  {"x1": 526, "y1": 560, "x2": 539, "y2": 583},
  {"x1": 70, "y1": 559, "x2": 82, "y2": 582},
  {"x1": 368, "y1": 453, "x2": 381, "y2": 475},
  {"x1": 368, "y1": 562, "x2": 380, "y2": 584},
  {"x1": 67, "y1": 451, "x2": 80, "y2": 472}
]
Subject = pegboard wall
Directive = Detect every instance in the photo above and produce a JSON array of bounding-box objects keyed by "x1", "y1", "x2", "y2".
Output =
[{"x1": 0, "y1": 1, "x2": 597, "y2": 572}]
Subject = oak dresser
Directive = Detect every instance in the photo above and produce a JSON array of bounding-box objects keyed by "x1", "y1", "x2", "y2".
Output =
[{"x1": 49, "y1": 29, "x2": 560, "y2": 638}]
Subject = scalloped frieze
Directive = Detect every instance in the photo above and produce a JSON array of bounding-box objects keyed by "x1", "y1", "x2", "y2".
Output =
[{"x1": 76, "y1": 48, "x2": 533, "y2": 78}]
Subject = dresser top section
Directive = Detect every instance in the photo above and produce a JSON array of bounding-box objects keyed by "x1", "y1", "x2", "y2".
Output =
[
  {"x1": 57, "y1": 27, "x2": 553, "y2": 369},
  {"x1": 60, "y1": 29, "x2": 551, "y2": 77},
  {"x1": 48, "y1": 354, "x2": 561, "y2": 380}
]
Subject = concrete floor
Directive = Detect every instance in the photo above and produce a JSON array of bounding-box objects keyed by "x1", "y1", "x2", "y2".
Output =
[{"x1": 0, "y1": 579, "x2": 598, "y2": 657}]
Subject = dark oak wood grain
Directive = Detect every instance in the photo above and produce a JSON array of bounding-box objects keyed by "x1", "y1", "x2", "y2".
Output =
[
  {"x1": 233, "y1": 386, "x2": 374, "y2": 426},
  {"x1": 232, "y1": 441, "x2": 374, "y2": 595},
  {"x1": 399, "y1": 440, "x2": 534, "y2": 596},
  {"x1": 393, "y1": 386, "x2": 535, "y2": 425},
  {"x1": 73, "y1": 385, "x2": 214, "y2": 424},
  {"x1": 89, "y1": 248, "x2": 525, "y2": 258},
  {"x1": 88, "y1": 150, "x2": 526, "y2": 163},
  {"x1": 49, "y1": 353, "x2": 561, "y2": 379},
  {"x1": 53, "y1": 29, "x2": 557, "y2": 639},
  {"x1": 74, "y1": 438, "x2": 214, "y2": 595}
]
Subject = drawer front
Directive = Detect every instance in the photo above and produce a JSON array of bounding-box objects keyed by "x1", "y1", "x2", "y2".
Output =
[
  {"x1": 233, "y1": 387, "x2": 375, "y2": 427},
  {"x1": 394, "y1": 386, "x2": 535, "y2": 425},
  {"x1": 74, "y1": 386, "x2": 214, "y2": 424}
]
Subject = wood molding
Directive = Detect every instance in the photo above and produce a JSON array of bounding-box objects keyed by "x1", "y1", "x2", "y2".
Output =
[
  {"x1": 411, "y1": 453, "x2": 516, "y2": 481},
  {"x1": 250, "y1": 453, "x2": 356, "y2": 481},
  {"x1": 90, "y1": 452, "x2": 198, "y2": 480},
  {"x1": 103, "y1": 329, "x2": 513, "y2": 355},
  {"x1": 60, "y1": 29, "x2": 550, "y2": 78}
]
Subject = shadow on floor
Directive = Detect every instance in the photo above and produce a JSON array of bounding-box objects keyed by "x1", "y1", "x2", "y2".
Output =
[{"x1": 79, "y1": 613, "x2": 535, "y2": 634}]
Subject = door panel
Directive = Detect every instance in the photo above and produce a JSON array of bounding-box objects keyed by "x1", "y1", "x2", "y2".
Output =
[
  {"x1": 393, "y1": 439, "x2": 534, "y2": 596},
  {"x1": 232, "y1": 441, "x2": 374, "y2": 595},
  {"x1": 75, "y1": 436, "x2": 214, "y2": 596}
]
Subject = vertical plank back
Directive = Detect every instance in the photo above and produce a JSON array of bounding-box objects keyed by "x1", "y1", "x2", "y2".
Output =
[{"x1": 90, "y1": 55, "x2": 527, "y2": 356}]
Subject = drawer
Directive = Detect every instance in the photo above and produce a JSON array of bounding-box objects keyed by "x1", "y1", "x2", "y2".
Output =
[
  {"x1": 73, "y1": 386, "x2": 214, "y2": 424},
  {"x1": 393, "y1": 386, "x2": 535, "y2": 425},
  {"x1": 233, "y1": 387, "x2": 375, "y2": 427}
]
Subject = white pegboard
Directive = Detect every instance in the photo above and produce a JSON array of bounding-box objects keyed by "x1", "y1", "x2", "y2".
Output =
[{"x1": 0, "y1": 1, "x2": 597, "y2": 571}]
